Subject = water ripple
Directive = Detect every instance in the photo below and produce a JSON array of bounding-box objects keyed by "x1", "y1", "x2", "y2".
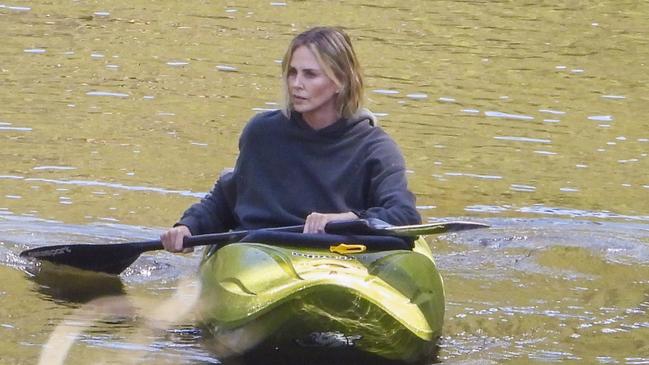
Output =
[
  {"x1": 444, "y1": 172, "x2": 503, "y2": 180},
  {"x1": 216, "y1": 65, "x2": 238, "y2": 72},
  {"x1": 485, "y1": 111, "x2": 534, "y2": 121},
  {"x1": 464, "y1": 205, "x2": 649, "y2": 222},
  {"x1": 33, "y1": 166, "x2": 77, "y2": 171},
  {"x1": 23, "y1": 48, "x2": 46, "y2": 54},
  {"x1": 625, "y1": 358, "x2": 649, "y2": 365},
  {"x1": 86, "y1": 91, "x2": 130, "y2": 98},
  {"x1": 528, "y1": 350, "x2": 581, "y2": 361},
  {"x1": 2, "y1": 4, "x2": 31, "y2": 11},
  {"x1": 461, "y1": 109, "x2": 480, "y2": 114},
  {"x1": 588, "y1": 115, "x2": 614, "y2": 122},
  {"x1": 494, "y1": 136, "x2": 552, "y2": 144},
  {"x1": 372, "y1": 89, "x2": 400, "y2": 95},
  {"x1": 0, "y1": 125, "x2": 32, "y2": 131},
  {"x1": 29, "y1": 178, "x2": 205, "y2": 198},
  {"x1": 437, "y1": 97, "x2": 456, "y2": 103},
  {"x1": 510, "y1": 184, "x2": 536, "y2": 192},
  {"x1": 539, "y1": 109, "x2": 566, "y2": 115},
  {"x1": 406, "y1": 93, "x2": 428, "y2": 100},
  {"x1": 166, "y1": 61, "x2": 190, "y2": 67}
]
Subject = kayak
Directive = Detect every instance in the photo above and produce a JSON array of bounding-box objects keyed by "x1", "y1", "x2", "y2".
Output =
[
  {"x1": 197, "y1": 230, "x2": 445, "y2": 363},
  {"x1": 197, "y1": 231, "x2": 444, "y2": 363}
]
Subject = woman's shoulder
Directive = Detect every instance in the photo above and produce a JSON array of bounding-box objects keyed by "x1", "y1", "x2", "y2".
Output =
[
  {"x1": 352, "y1": 109, "x2": 391, "y2": 138},
  {"x1": 355, "y1": 115, "x2": 396, "y2": 146},
  {"x1": 249, "y1": 109, "x2": 285, "y2": 125},
  {"x1": 356, "y1": 118, "x2": 402, "y2": 157}
]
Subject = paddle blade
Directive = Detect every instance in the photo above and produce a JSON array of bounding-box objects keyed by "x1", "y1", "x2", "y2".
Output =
[
  {"x1": 325, "y1": 218, "x2": 489, "y2": 237},
  {"x1": 20, "y1": 243, "x2": 145, "y2": 275},
  {"x1": 385, "y1": 221, "x2": 490, "y2": 236}
]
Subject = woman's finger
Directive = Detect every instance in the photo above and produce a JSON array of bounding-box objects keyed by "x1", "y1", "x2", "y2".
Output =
[
  {"x1": 303, "y1": 212, "x2": 330, "y2": 234},
  {"x1": 161, "y1": 226, "x2": 191, "y2": 253}
]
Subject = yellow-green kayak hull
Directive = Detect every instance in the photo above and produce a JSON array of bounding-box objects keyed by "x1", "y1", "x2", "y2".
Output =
[{"x1": 198, "y1": 237, "x2": 444, "y2": 363}]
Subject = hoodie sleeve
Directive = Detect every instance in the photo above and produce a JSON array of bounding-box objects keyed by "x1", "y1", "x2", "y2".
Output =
[
  {"x1": 175, "y1": 171, "x2": 237, "y2": 235},
  {"x1": 173, "y1": 112, "x2": 272, "y2": 234},
  {"x1": 355, "y1": 134, "x2": 421, "y2": 226}
]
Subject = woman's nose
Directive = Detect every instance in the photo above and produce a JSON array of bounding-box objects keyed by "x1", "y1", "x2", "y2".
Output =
[{"x1": 290, "y1": 74, "x2": 303, "y2": 88}]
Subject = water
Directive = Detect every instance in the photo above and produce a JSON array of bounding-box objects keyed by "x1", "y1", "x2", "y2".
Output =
[{"x1": 1, "y1": 0, "x2": 648, "y2": 363}]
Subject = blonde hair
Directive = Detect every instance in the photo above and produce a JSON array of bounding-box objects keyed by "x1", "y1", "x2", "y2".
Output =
[{"x1": 281, "y1": 26, "x2": 364, "y2": 119}]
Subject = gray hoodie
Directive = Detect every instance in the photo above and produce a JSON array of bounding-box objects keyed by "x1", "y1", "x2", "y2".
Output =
[{"x1": 177, "y1": 109, "x2": 420, "y2": 234}]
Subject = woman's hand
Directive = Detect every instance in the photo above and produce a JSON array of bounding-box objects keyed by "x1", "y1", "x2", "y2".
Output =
[
  {"x1": 303, "y1": 212, "x2": 358, "y2": 234},
  {"x1": 160, "y1": 225, "x2": 193, "y2": 253}
]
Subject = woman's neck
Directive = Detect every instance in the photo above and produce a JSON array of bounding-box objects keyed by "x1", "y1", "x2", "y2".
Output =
[{"x1": 302, "y1": 109, "x2": 340, "y2": 130}]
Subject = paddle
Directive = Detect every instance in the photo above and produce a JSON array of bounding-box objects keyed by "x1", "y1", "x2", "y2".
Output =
[{"x1": 20, "y1": 219, "x2": 488, "y2": 275}]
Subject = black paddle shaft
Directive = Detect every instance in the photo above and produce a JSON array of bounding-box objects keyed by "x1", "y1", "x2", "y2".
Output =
[
  {"x1": 19, "y1": 225, "x2": 305, "y2": 274},
  {"x1": 19, "y1": 220, "x2": 370, "y2": 264},
  {"x1": 18, "y1": 220, "x2": 391, "y2": 274},
  {"x1": 19, "y1": 219, "x2": 489, "y2": 275}
]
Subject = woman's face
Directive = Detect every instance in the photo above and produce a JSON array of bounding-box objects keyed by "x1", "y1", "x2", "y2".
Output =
[{"x1": 288, "y1": 46, "x2": 339, "y2": 126}]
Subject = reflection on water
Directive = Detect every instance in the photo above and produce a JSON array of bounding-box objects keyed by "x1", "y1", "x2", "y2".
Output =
[
  {"x1": 436, "y1": 219, "x2": 649, "y2": 363},
  {"x1": 1, "y1": 0, "x2": 649, "y2": 363},
  {"x1": 29, "y1": 263, "x2": 126, "y2": 303},
  {"x1": 464, "y1": 204, "x2": 649, "y2": 222},
  {"x1": 3, "y1": 214, "x2": 649, "y2": 364}
]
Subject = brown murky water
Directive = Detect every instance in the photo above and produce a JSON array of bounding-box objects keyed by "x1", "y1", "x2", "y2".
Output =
[{"x1": 1, "y1": 1, "x2": 648, "y2": 364}]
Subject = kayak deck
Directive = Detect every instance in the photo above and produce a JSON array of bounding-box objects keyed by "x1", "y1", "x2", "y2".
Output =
[{"x1": 198, "y1": 236, "x2": 444, "y2": 363}]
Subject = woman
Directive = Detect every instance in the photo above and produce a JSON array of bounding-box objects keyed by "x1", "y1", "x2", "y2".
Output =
[{"x1": 162, "y1": 26, "x2": 420, "y2": 252}]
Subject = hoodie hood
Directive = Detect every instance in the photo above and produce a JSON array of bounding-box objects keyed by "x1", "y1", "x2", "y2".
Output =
[
  {"x1": 290, "y1": 108, "x2": 378, "y2": 139},
  {"x1": 351, "y1": 108, "x2": 378, "y2": 127}
]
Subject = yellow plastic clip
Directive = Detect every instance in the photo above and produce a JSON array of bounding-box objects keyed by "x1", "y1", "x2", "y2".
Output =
[{"x1": 330, "y1": 243, "x2": 367, "y2": 254}]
